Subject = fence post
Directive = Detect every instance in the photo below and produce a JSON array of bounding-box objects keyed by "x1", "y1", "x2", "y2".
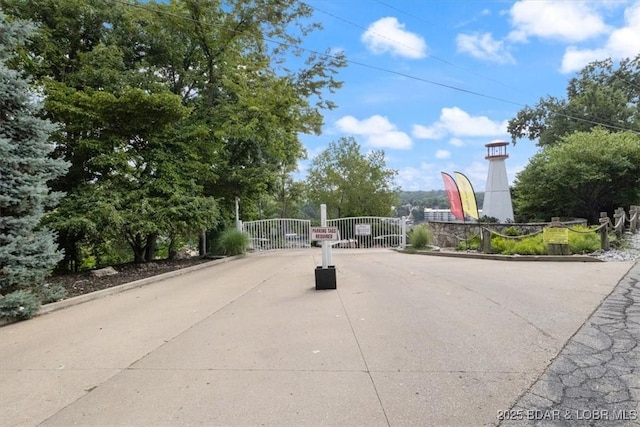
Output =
[
  {"x1": 630, "y1": 205, "x2": 638, "y2": 233},
  {"x1": 614, "y1": 208, "x2": 624, "y2": 239},
  {"x1": 546, "y1": 217, "x2": 570, "y2": 255},
  {"x1": 481, "y1": 227, "x2": 492, "y2": 253},
  {"x1": 599, "y1": 212, "x2": 610, "y2": 251},
  {"x1": 401, "y1": 216, "x2": 407, "y2": 249}
]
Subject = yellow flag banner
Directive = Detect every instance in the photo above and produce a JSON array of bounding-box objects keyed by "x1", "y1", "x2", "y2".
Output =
[{"x1": 454, "y1": 172, "x2": 480, "y2": 220}]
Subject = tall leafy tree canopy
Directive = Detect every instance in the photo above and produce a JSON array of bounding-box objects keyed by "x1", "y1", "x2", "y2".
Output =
[
  {"x1": 306, "y1": 137, "x2": 399, "y2": 218},
  {"x1": 512, "y1": 128, "x2": 640, "y2": 223},
  {"x1": 1, "y1": 0, "x2": 345, "y2": 267},
  {"x1": 508, "y1": 55, "x2": 640, "y2": 147}
]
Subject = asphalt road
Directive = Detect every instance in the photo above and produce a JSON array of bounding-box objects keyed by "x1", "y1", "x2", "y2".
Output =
[{"x1": 0, "y1": 249, "x2": 635, "y2": 426}]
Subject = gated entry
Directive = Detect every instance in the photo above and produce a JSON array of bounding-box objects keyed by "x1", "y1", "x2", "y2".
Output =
[
  {"x1": 327, "y1": 216, "x2": 406, "y2": 249},
  {"x1": 241, "y1": 219, "x2": 311, "y2": 250},
  {"x1": 241, "y1": 216, "x2": 406, "y2": 251}
]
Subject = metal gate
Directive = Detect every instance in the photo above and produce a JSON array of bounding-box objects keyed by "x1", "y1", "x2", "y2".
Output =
[
  {"x1": 241, "y1": 219, "x2": 312, "y2": 251},
  {"x1": 241, "y1": 217, "x2": 406, "y2": 251},
  {"x1": 326, "y1": 216, "x2": 406, "y2": 249}
]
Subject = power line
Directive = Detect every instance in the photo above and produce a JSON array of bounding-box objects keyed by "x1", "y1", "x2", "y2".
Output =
[
  {"x1": 110, "y1": 0, "x2": 638, "y2": 135},
  {"x1": 370, "y1": 0, "x2": 640, "y2": 95},
  {"x1": 308, "y1": 2, "x2": 520, "y2": 91},
  {"x1": 113, "y1": 0, "x2": 522, "y2": 106}
]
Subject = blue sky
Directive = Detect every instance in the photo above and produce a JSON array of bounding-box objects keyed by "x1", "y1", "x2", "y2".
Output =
[{"x1": 292, "y1": 0, "x2": 640, "y2": 191}]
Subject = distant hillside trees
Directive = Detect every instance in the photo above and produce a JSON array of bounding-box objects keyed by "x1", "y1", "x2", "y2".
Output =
[{"x1": 398, "y1": 190, "x2": 484, "y2": 221}]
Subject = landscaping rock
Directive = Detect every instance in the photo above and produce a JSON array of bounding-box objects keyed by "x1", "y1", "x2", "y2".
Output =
[{"x1": 90, "y1": 267, "x2": 118, "y2": 278}]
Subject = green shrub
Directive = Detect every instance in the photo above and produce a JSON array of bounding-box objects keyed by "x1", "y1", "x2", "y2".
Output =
[
  {"x1": 479, "y1": 215, "x2": 499, "y2": 223},
  {"x1": 491, "y1": 236, "x2": 513, "y2": 254},
  {"x1": 491, "y1": 234, "x2": 545, "y2": 255},
  {"x1": 503, "y1": 226, "x2": 521, "y2": 236},
  {"x1": 457, "y1": 233, "x2": 480, "y2": 250},
  {"x1": 568, "y1": 227, "x2": 600, "y2": 254},
  {"x1": 512, "y1": 235, "x2": 545, "y2": 255},
  {"x1": 408, "y1": 225, "x2": 431, "y2": 249},
  {"x1": 0, "y1": 290, "x2": 40, "y2": 320},
  {"x1": 36, "y1": 283, "x2": 68, "y2": 304},
  {"x1": 216, "y1": 229, "x2": 250, "y2": 256}
]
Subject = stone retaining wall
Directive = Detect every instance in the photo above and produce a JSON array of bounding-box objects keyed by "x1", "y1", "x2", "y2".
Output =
[{"x1": 426, "y1": 219, "x2": 588, "y2": 248}]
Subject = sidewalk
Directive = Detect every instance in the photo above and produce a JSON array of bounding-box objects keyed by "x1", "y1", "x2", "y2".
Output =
[
  {"x1": 0, "y1": 250, "x2": 635, "y2": 426},
  {"x1": 502, "y1": 261, "x2": 639, "y2": 426}
]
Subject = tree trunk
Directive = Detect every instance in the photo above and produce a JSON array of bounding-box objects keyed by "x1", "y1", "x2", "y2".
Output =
[
  {"x1": 198, "y1": 231, "x2": 206, "y2": 256},
  {"x1": 132, "y1": 233, "x2": 146, "y2": 263},
  {"x1": 145, "y1": 233, "x2": 157, "y2": 262},
  {"x1": 168, "y1": 234, "x2": 178, "y2": 260}
]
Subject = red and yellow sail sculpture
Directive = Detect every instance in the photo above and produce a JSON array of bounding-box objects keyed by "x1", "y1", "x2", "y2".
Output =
[
  {"x1": 454, "y1": 171, "x2": 480, "y2": 220},
  {"x1": 441, "y1": 172, "x2": 464, "y2": 220}
]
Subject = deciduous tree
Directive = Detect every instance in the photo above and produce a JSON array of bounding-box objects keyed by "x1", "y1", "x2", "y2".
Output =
[
  {"x1": 512, "y1": 128, "x2": 640, "y2": 222},
  {"x1": 508, "y1": 56, "x2": 640, "y2": 147},
  {"x1": 4, "y1": 0, "x2": 345, "y2": 266},
  {"x1": 306, "y1": 137, "x2": 399, "y2": 218}
]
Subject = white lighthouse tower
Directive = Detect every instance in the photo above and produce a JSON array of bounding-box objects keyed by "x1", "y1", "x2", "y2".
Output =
[{"x1": 483, "y1": 140, "x2": 514, "y2": 222}]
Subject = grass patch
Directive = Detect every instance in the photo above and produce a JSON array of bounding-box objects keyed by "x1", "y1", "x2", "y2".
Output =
[
  {"x1": 408, "y1": 225, "x2": 432, "y2": 249},
  {"x1": 568, "y1": 226, "x2": 600, "y2": 254},
  {"x1": 215, "y1": 228, "x2": 250, "y2": 256},
  {"x1": 488, "y1": 225, "x2": 601, "y2": 255}
]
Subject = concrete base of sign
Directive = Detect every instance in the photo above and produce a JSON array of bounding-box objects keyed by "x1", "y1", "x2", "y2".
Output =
[{"x1": 315, "y1": 266, "x2": 336, "y2": 290}]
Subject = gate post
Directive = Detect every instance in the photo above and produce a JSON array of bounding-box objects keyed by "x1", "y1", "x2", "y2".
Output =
[
  {"x1": 314, "y1": 204, "x2": 336, "y2": 290},
  {"x1": 630, "y1": 206, "x2": 638, "y2": 233},
  {"x1": 401, "y1": 216, "x2": 407, "y2": 249},
  {"x1": 599, "y1": 212, "x2": 610, "y2": 251},
  {"x1": 481, "y1": 227, "x2": 492, "y2": 253},
  {"x1": 613, "y1": 208, "x2": 624, "y2": 239}
]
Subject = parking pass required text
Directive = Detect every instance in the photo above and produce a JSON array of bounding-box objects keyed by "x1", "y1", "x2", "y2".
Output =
[{"x1": 310, "y1": 227, "x2": 338, "y2": 241}]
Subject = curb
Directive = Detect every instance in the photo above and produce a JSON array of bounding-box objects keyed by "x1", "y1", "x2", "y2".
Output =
[
  {"x1": 35, "y1": 255, "x2": 246, "y2": 317},
  {"x1": 398, "y1": 249, "x2": 603, "y2": 262}
]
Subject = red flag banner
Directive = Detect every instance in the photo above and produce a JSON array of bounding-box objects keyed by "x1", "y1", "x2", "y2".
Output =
[{"x1": 441, "y1": 172, "x2": 464, "y2": 220}]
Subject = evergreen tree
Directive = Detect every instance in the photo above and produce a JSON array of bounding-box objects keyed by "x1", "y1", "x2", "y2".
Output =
[{"x1": 0, "y1": 14, "x2": 69, "y2": 302}]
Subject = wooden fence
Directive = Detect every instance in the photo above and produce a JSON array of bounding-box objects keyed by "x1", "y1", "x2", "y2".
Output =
[
  {"x1": 597, "y1": 205, "x2": 639, "y2": 250},
  {"x1": 472, "y1": 205, "x2": 639, "y2": 254}
]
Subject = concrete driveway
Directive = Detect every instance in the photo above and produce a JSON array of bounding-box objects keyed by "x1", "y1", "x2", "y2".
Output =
[{"x1": 0, "y1": 249, "x2": 634, "y2": 426}]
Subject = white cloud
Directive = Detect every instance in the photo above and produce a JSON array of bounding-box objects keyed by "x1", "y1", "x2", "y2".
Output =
[
  {"x1": 508, "y1": 1, "x2": 609, "y2": 43},
  {"x1": 449, "y1": 138, "x2": 465, "y2": 147},
  {"x1": 396, "y1": 163, "x2": 439, "y2": 191},
  {"x1": 456, "y1": 32, "x2": 515, "y2": 64},
  {"x1": 461, "y1": 161, "x2": 488, "y2": 192},
  {"x1": 361, "y1": 17, "x2": 427, "y2": 59},
  {"x1": 413, "y1": 107, "x2": 509, "y2": 140},
  {"x1": 561, "y1": 2, "x2": 640, "y2": 73},
  {"x1": 435, "y1": 149, "x2": 451, "y2": 160},
  {"x1": 412, "y1": 124, "x2": 445, "y2": 140},
  {"x1": 335, "y1": 115, "x2": 413, "y2": 149},
  {"x1": 561, "y1": 47, "x2": 608, "y2": 73}
]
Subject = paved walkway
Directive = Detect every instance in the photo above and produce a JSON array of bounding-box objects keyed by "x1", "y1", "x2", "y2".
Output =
[
  {"x1": 0, "y1": 250, "x2": 636, "y2": 426},
  {"x1": 502, "y1": 261, "x2": 639, "y2": 427}
]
